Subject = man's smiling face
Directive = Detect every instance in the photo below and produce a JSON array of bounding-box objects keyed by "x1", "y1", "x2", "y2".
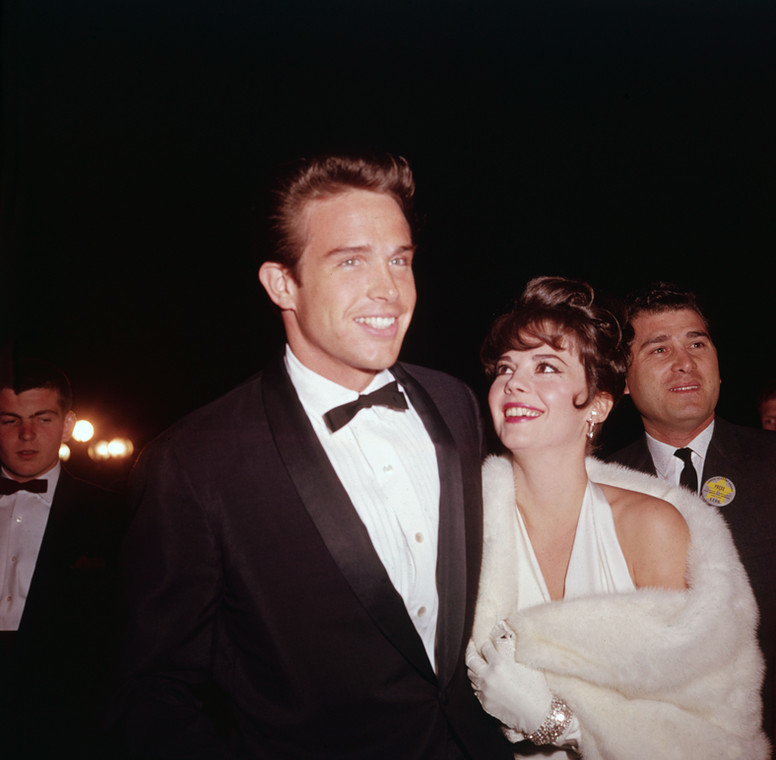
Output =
[{"x1": 275, "y1": 189, "x2": 416, "y2": 391}]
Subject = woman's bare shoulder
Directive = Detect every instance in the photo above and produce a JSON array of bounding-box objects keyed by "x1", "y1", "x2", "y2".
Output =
[
  {"x1": 599, "y1": 484, "x2": 685, "y2": 526},
  {"x1": 596, "y1": 483, "x2": 690, "y2": 589}
]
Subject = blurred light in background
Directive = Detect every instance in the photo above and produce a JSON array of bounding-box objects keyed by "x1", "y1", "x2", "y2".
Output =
[
  {"x1": 107, "y1": 438, "x2": 134, "y2": 458},
  {"x1": 60, "y1": 413, "x2": 135, "y2": 477},
  {"x1": 72, "y1": 419, "x2": 95, "y2": 442},
  {"x1": 88, "y1": 437, "x2": 134, "y2": 461},
  {"x1": 88, "y1": 440, "x2": 111, "y2": 461}
]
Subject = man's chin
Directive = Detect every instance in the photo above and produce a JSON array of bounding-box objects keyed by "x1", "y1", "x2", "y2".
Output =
[
  {"x1": 7, "y1": 460, "x2": 51, "y2": 480},
  {"x1": 353, "y1": 347, "x2": 404, "y2": 372}
]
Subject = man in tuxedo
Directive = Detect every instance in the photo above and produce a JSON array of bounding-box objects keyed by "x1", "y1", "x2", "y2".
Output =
[
  {"x1": 0, "y1": 357, "x2": 127, "y2": 759},
  {"x1": 108, "y1": 152, "x2": 511, "y2": 759},
  {"x1": 605, "y1": 282, "x2": 776, "y2": 745}
]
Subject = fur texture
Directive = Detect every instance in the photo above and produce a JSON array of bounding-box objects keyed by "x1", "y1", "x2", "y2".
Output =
[{"x1": 473, "y1": 455, "x2": 769, "y2": 759}]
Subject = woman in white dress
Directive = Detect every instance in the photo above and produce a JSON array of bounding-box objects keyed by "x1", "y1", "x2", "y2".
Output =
[{"x1": 466, "y1": 277, "x2": 768, "y2": 759}]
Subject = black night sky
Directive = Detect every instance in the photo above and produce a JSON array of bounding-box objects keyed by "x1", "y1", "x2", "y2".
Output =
[{"x1": 3, "y1": 0, "x2": 775, "y2": 480}]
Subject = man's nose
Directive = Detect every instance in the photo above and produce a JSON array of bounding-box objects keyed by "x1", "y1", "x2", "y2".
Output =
[
  {"x1": 19, "y1": 422, "x2": 36, "y2": 440},
  {"x1": 367, "y1": 264, "x2": 398, "y2": 301},
  {"x1": 673, "y1": 348, "x2": 696, "y2": 372}
]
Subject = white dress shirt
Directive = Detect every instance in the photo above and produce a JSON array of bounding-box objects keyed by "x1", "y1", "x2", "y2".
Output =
[
  {"x1": 0, "y1": 463, "x2": 61, "y2": 630},
  {"x1": 285, "y1": 347, "x2": 441, "y2": 670},
  {"x1": 646, "y1": 420, "x2": 715, "y2": 493}
]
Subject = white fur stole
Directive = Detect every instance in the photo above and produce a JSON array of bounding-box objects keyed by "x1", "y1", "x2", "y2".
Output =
[{"x1": 473, "y1": 456, "x2": 769, "y2": 759}]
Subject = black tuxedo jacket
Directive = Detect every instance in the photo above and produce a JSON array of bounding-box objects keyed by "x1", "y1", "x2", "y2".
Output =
[
  {"x1": 109, "y1": 356, "x2": 511, "y2": 760},
  {"x1": 606, "y1": 417, "x2": 776, "y2": 744},
  {"x1": 1, "y1": 468, "x2": 128, "y2": 759}
]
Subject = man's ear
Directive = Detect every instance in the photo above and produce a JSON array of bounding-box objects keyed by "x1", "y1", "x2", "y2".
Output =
[
  {"x1": 258, "y1": 261, "x2": 296, "y2": 310},
  {"x1": 61, "y1": 411, "x2": 76, "y2": 444}
]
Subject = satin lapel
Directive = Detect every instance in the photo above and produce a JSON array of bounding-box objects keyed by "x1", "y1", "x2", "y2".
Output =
[
  {"x1": 392, "y1": 364, "x2": 467, "y2": 689},
  {"x1": 262, "y1": 356, "x2": 435, "y2": 682},
  {"x1": 17, "y1": 473, "x2": 78, "y2": 636}
]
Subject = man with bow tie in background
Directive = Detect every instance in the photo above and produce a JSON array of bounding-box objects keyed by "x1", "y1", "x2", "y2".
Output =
[
  {"x1": 108, "y1": 152, "x2": 511, "y2": 760},
  {"x1": 0, "y1": 357, "x2": 127, "y2": 759}
]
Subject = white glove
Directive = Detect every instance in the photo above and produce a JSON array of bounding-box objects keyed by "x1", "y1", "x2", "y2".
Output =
[{"x1": 466, "y1": 621, "x2": 553, "y2": 735}]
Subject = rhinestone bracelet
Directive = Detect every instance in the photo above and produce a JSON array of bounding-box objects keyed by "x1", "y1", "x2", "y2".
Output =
[{"x1": 524, "y1": 696, "x2": 574, "y2": 745}]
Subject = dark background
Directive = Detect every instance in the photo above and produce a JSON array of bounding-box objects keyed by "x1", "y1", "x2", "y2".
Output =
[{"x1": 2, "y1": 0, "x2": 774, "y2": 482}]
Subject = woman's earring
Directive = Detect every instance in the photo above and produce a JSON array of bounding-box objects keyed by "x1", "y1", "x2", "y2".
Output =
[{"x1": 587, "y1": 411, "x2": 597, "y2": 441}]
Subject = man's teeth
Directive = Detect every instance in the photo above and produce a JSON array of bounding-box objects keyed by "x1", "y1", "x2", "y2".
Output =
[
  {"x1": 356, "y1": 317, "x2": 396, "y2": 329},
  {"x1": 671, "y1": 385, "x2": 699, "y2": 392},
  {"x1": 505, "y1": 407, "x2": 542, "y2": 418}
]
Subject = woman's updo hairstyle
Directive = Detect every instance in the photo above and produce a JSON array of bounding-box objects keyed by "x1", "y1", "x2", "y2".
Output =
[{"x1": 481, "y1": 276, "x2": 629, "y2": 409}]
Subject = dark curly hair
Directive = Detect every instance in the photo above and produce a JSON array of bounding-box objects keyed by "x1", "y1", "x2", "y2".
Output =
[
  {"x1": 621, "y1": 281, "x2": 710, "y2": 350},
  {"x1": 481, "y1": 276, "x2": 629, "y2": 409}
]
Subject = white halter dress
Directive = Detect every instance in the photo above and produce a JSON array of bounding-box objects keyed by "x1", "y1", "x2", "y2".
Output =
[{"x1": 512, "y1": 481, "x2": 635, "y2": 757}]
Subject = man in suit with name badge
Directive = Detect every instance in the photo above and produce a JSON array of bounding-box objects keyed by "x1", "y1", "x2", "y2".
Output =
[
  {"x1": 0, "y1": 357, "x2": 127, "y2": 759},
  {"x1": 108, "y1": 152, "x2": 511, "y2": 759},
  {"x1": 605, "y1": 282, "x2": 776, "y2": 746}
]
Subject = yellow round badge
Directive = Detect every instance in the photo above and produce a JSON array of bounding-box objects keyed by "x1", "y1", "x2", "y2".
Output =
[{"x1": 702, "y1": 477, "x2": 736, "y2": 507}]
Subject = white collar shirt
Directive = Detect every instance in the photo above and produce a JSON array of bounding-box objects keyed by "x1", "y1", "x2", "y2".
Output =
[
  {"x1": 0, "y1": 463, "x2": 61, "y2": 630},
  {"x1": 285, "y1": 347, "x2": 441, "y2": 670},
  {"x1": 646, "y1": 420, "x2": 715, "y2": 493}
]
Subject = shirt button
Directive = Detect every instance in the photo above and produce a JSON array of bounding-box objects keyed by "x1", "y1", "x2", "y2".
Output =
[
  {"x1": 415, "y1": 532, "x2": 424, "y2": 543},
  {"x1": 383, "y1": 464, "x2": 393, "y2": 473},
  {"x1": 10, "y1": 556, "x2": 16, "y2": 563},
  {"x1": 417, "y1": 606, "x2": 427, "y2": 617}
]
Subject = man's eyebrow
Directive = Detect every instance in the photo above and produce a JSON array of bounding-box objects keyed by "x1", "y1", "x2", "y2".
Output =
[
  {"x1": 325, "y1": 245, "x2": 370, "y2": 257},
  {"x1": 639, "y1": 333, "x2": 670, "y2": 349},
  {"x1": 325, "y1": 243, "x2": 417, "y2": 257},
  {"x1": 0, "y1": 409, "x2": 60, "y2": 418},
  {"x1": 638, "y1": 329, "x2": 710, "y2": 349}
]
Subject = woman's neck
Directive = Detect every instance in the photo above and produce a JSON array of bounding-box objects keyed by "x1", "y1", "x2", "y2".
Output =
[
  {"x1": 510, "y1": 448, "x2": 589, "y2": 527},
  {"x1": 510, "y1": 448, "x2": 590, "y2": 601}
]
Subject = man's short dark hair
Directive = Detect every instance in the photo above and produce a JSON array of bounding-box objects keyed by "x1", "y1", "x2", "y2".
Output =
[
  {"x1": 622, "y1": 282, "x2": 710, "y2": 349},
  {"x1": 268, "y1": 151, "x2": 416, "y2": 281},
  {"x1": 1, "y1": 357, "x2": 73, "y2": 412}
]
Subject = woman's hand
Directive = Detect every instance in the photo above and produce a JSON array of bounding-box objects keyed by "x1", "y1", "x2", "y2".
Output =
[{"x1": 466, "y1": 621, "x2": 553, "y2": 734}]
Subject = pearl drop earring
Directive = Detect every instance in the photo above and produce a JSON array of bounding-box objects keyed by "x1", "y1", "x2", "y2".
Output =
[{"x1": 587, "y1": 410, "x2": 597, "y2": 441}]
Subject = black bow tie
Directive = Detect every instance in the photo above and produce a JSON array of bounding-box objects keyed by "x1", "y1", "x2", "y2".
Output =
[
  {"x1": 323, "y1": 381, "x2": 409, "y2": 432},
  {"x1": 0, "y1": 477, "x2": 48, "y2": 495}
]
